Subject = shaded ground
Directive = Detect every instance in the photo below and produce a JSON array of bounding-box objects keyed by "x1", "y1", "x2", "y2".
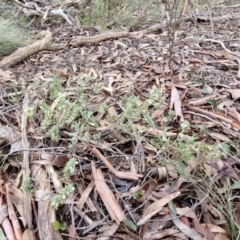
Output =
[{"x1": 1, "y1": 3, "x2": 240, "y2": 240}]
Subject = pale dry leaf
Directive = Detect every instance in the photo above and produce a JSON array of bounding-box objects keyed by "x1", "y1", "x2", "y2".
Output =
[
  {"x1": 165, "y1": 164, "x2": 178, "y2": 179},
  {"x1": 97, "y1": 223, "x2": 119, "y2": 240},
  {"x1": 45, "y1": 165, "x2": 63, "y2": 191},
  {"x1": 130, "y1": 161, "x2": 137, "y2": 174},
  {"x1": 107, "y1": 106, "x2": 118, "y2": 118},
  {"x1": 0, "y1": 69, "x2": 12, "y2": 79},
  {"x1": 22, "y1": 229, "x2": 37, "y2": 240},
  {"x1": 144, "y1": 229, "x2": 179, "y2": 240},
  {"x1": 157, "y1": 167, "x2": 167, "y2": 180},
  {"x1": 91, "y1": 162, "x2": 126, "y2": 224},
  {"x1": 68, "y1": 224, "x2": 77, "y2": 240},
  {"x1": 236, "y1": 58, "x2": 240, "y2": 78},
  {"x1": 201, "y1": 224, "x2": 227, "y2": 234},
  {"x1": 226, "y1": 107, "x2": 240, "y2": 122},
  {"x1": 6, "y1": 184, "x2": 22, "y2": 240},
  {"x1": 189, "y1": 93, "x2": 217, "y2": 106},
  {"x1": 0, "y1": 204, "x2": 8, "y2": 223},
  {"x1": 114, "y1": 40, "x2": 127, "y2": 49},
  {"x1": 228, "y1": 89, "x2": 240, "y2": 100},
  {"x1": 208, "y1": 132, "x2": 231, "y2": 142},
  {"x1": 77, "y1": 183, "x2": 97, "y2": 212},
  {"x1": 40, "y1": 153, "x2": 70, "y2": 167},
  {"x1": 176, "y1": 207, "x2": 214, "y2": 240},
  {"x1": 76, "y1": 180, "x2": 95, "y2": 210},
  {"x1": 170, "y1": 85, "x2": 184, "y2": 122},
  {"x1": 137, "y1": 191, "x2": 180, "y2": 226},
  {"x1": 1, "y1": 216, "x2": 16, "y2": 240},
  {"x1": 0, "y1": 126, "x2": 22, "y2": 154},
  {"x1": 203, "y1": 162, "x2": 218, "y2": 176},
  {"x1": 72, "y1": 63, "x2": 77, "y2": 73},
  {"x1": 172, "y1": 213, "x2": 203, "y2": 240},
  {"x1": 214, "y1": 233, "x2": 230, "y2": 240},
  {"x1": 206, "y1": 84, "x2": 213, "y2": 94},
  {"x1": 8, "y1": 185, "x2": 26, "y2": 227}
]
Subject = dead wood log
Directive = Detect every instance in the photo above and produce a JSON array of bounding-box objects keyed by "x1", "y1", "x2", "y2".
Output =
[{"x1": 0, "y1": 30, "x2": 63, "y2": 68}]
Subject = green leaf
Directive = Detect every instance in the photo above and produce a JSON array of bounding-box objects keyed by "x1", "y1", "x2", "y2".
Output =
[
  {"x1": 0, "y1": 228, "x2": 6, "y2": 240},
  {"x1": 201, "y1": 74, "x2": 206, "y2": 88},
  {"x1": 133, "y1": 190, "x2": 143, "y2": 200},
  {"x1": 231, "y1": 181, "x2": 240, "y2": 190},
  {"x1": 176, "y1": 161, "x2": 186, "y2": 172},
  {"x1": 52, "y1": 221, "x2": 61, "y2": 231},
  {"x1": 186, "y1": 69, "x2": 197, "y2": 75},
  {"x1": 207, "y1": 99, "x2": 217, "y2": 109},
  {"x1": 200, "y1": 88, "x2": 207, "y2": 94},
  {"x1": 124, "y1": 219, "x2": 137, "y2": 231},
  {"x1": 145, "y1": 113, "x2": 156, "y2": 129},
  {"x1": 168, "y1": 201, "x2": 177, "y2": 214}
]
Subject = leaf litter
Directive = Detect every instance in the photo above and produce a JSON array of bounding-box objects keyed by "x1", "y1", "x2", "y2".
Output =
[{"x1": 1, "y1": 3, "x2": 240, "y2": 240}]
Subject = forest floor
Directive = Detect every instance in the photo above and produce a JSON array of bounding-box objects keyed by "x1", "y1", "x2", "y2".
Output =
[{"x1": 1, "y1": 2, "x2": 240, "y2": 240}]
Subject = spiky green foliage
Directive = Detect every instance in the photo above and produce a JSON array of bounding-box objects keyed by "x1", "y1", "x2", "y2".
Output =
[
  {"x1": 0, "y1": 21, "x2": 31, "y2": 59},
  {"x1": 52, "y1": 184, "x2": 75, "y2": 209}
]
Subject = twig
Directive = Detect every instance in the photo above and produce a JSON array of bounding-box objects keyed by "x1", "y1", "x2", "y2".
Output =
[
  {"x1": 204, "y1": 39, "x2": 240, "y2": 58},
  {"x1": 185, "y1": 111, "x2": 239, "y2": 137},
  {"x1": 89, "y1": 145, "x2": 143, "y2": 180},
  {"x1": 21, "y1": 94, "x2": 33, "y2": 229}
]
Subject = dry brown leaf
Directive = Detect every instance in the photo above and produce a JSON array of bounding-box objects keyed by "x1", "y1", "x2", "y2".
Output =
[
  {"x1": 1, "y1": 216, "x2": 16, "y2": 240},
  {"x1": 172, "y1": 214, "x2": 203, "y2": 240},
  {"x1": 8, "y1": 185, "x2": 26, "y2": 227},
  {"x1": 201, "y1": 224, "x2": 227, "y2": 234},
  {"x1": 22, "y1": 229, "x2": 37, "y2": 240},
  {"x1": 138, "y1": 180, "x2": 157, "y2": 203},
  {"x1": 165, "y1": 164, "x2": 178, "y2": 179},
  {"x1": 107, "y1": 106, "x2": 118, "y2": 118},
  {"x1": 45, "y1": 165, "x2": 63, "y2": 191},
  {"x1": 68, "y1": 224, "x2": 77, "y2": 240},
  {"x1": 6, "y1": 184, "x2": 22, "y2": 240},
  {"x1": 226, "y1": 107, "x2": 240, "y2": 122},
  {"x1": 0, "y1": 69, "x2": 13, "y2": 79},
  {"x1": 228, "y1": 89, "x2": 240, "y2": 100},
  {"x1": 0, "y1": 126, "x2": 22, "y2": 154},
  {"x1": 188, "y1": 105, "x2": 240, "y2": 130},
  {"x1": 157, "y1": 167, "x2": 167, "y2": 180},
  {"x1": 170, "y1": 85, "x2": 184, "y2": 122},
  {"x1": 208, "y1": 132, "x2": 231, "y2": 142},
  {"x1": 175, "y1": 207, "x2": 214, "y2": 240},
  {"x1": 236, "y1": 58, "x2": 240, "y2": 78},
  {"x1": 214, "y1": 233, "x2": 230, "y2": 240},
  {"x1": 97, "y1": 223, "x2": 119, "y2": 240},
  {"x1": 76, "y1": 180, "x2": 95, "y2": 210},
  {"x1": 144, "y1": 229, "x2": 179, "y2": 239},
  {"x1": 91, "y1": 162, "x2": 126, "y2": 224},
  {"x1": 189, "y1": 93, "x2": 217, "y2": 106},
  {"x1": 40, "y1": 153, "x2": 70, "y2": 167},
  {"x1": 72, "y1": 63, "x2": 77, "y2": 73},
  {"x1": 137, "y1": 191, "x2": 180, "y2": 226}
]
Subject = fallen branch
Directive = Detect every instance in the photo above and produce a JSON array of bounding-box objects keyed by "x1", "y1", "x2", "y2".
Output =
[
  {"x1": 2, "y1": 12, "x2": 240, "y2": 67},
  {"x1": 0, "y1": 30, "x2": 64, "y2": 68},
  {"x1": 187, "y1": 105, "x2": 240, "y2": 131}
]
